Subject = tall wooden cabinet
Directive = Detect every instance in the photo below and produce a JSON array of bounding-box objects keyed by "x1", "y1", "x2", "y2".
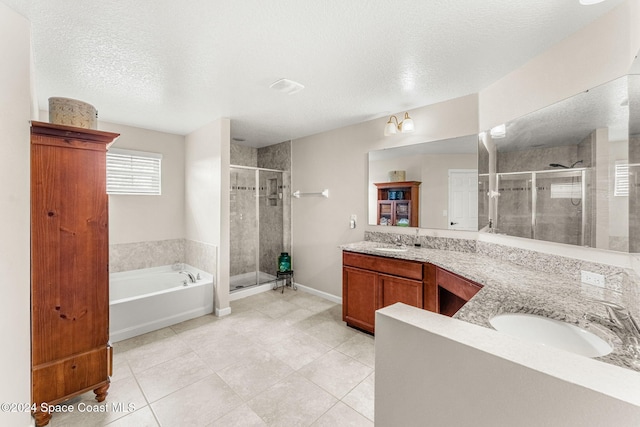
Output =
[
  {"x1": 374, "y1": 181, "x2": 421, "y2": 227},
  {"x1": 30, "y1": 121, "x2": 119, "y2": 426}
]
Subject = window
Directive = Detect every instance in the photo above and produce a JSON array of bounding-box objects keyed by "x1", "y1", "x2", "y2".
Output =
[
  {"x1": 106, "y1": 148, "x2": 162, "y2": 195},
  {"x1": 614, "y1": 161, "x2": 629, "y2": 197}
]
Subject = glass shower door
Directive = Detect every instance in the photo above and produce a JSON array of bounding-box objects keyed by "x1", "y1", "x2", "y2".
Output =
[
  {"x1": 229, "y1": 167, "x2": 258, "y2": 291},
  {"x1": 496, "y1": 172, "x2": 532, "y2": 238},
  {"x1": 535, "y1": 169, "x2": 585, "y2": 246},
  {"x1": 257, "y1": 169, "x2": 284, "y2": 285}
]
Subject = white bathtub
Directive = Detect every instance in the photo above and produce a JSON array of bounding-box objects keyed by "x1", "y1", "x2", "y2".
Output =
[{"x1": 110, "y1": 265, "x2": 214, "y2": 342}]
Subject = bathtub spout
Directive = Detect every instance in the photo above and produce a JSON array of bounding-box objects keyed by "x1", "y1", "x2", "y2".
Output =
[{"x1": 179, "y1": 271, "x2": 197, "y2": 283}]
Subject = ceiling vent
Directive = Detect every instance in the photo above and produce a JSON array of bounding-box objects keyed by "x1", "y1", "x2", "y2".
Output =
[{"x1": 269, "y1": 78, "x2": 305, "y2": 95}]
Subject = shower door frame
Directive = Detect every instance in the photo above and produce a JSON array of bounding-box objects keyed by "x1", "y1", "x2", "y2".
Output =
[
  {"x1": 230, "y1": 164, "x2": 287, "y2": 290},
  {"x1": 496, "y1": 168, "x2": 587, "y2": 246}
]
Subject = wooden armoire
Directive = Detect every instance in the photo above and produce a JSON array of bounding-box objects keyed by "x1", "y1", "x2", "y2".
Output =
[{"x1": 30, "y1": 121, "x2": 119, "y2": 426}]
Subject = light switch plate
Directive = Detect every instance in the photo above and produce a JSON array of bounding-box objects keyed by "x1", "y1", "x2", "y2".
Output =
[{"x1": 581, "y1": 270, "x2": 605, "y2": 287}]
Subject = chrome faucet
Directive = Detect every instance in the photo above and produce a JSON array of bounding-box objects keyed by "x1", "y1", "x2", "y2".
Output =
[
  {"x1": 179, "y1": 270, "x2": 197, "y2": 283},
  {"x1": 395, "y1": 235, "x2": 403, "y2": 247},
  {"x1": 584, "y1": 300, "x2": 640, "y2": 358}
]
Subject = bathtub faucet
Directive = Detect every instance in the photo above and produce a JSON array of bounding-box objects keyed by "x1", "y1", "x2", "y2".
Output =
[{"x1": 179, "y1": 270, "x2": 197, "y2": 283}]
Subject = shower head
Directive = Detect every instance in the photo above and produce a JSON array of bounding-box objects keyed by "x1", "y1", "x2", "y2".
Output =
[
  {"x1": 571, "y1": 160, "x2": 584, "y2": 168},
  {"x1": 549, "y1": 163, "x2": 569, "y2": 168}
]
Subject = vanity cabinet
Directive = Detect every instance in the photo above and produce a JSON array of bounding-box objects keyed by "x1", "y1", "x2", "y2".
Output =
[
  {"x1": 343, "y1": 252, "x2": 423, "y2": 333},
  {"x1": 375, "y1": 181, "x2": 421, "y2": 227},
  {"x1": 31, "y1": 121, "x2": 119, "y2": 426},
  {"x1": 436, "y1": 268, "x2": 483, "y2": 317},
  {"x1": 342, "y1": 250, "x2": 483, "y2": 332}
]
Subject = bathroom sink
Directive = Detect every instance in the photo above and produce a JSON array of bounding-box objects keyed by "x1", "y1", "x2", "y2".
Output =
[
  {"x1": 375, "y1": 247, "x2": 408, "y2": 252},
  {"x1": 489, "y1": 313, "x2": 612, "y2": 358}
]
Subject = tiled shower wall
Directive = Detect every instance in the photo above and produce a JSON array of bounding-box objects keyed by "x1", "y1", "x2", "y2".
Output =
[
  {"x1": 109, "y1": 238, "x2": 216, "y2": 276},
  {"x1": 496, "y1": 142, "x2": 592, "y2": 246},
  {"x1": 230, "y1": 141, "x2": 292, "y2": 278}
]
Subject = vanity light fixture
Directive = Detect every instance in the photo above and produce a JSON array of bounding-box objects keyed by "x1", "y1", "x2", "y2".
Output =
[
  {"x1": 384, "y1": 112, "x2": 415, "y2": 136},
  {"x1": 490, "y1": 123, "x2": 506, "y2": 139}
]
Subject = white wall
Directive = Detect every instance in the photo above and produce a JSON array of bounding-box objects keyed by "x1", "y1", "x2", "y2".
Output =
[
  {"x1": 292, "y1": 94, "x2": 479, "y2": 297},
  {"x1": 479, "y1": 0, "x2": 640, "y2": 130},
  {"x1": 375, "y1": 304, "x2": 640, "y2": 427},
  {"x1": 185, "y1": 118, "x2": 230, "y2": 313},
  {"x1": 0, "y1": 3, "x2": 32, "y2": 426},
  {"x1": 96, "y1": 122, "x2": 186, "y2": 244}
]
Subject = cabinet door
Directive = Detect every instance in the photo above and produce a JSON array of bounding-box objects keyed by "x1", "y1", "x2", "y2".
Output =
[
  {"x1": 343, "y1": 266, "x2": 377, "y2": 333},
  {"x1": 378, "y1": 273, "x2": 423, "y2": 310}
]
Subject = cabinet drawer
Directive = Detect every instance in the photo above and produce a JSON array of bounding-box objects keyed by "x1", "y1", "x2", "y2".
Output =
[
  {"x1": 343, "y1": 252, "x2": 422, "y2": 281},
  {"x1": 436, "y1": 268, "x2": 482, "y2": 301},
  {"x1": 32, "y1": 347, "x2": 110, "y2": 405}
]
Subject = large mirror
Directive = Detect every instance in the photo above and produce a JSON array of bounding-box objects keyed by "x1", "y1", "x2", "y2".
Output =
[
  {"x1": 480, "y1": 75, "x2": 634, "y2": 252},
  {"x1": 368, "y1": 135, "x2": 478, "y2": 230}
]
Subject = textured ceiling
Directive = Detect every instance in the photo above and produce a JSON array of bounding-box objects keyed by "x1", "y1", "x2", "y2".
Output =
[{"x1": 1, "y1": 0, "x2": 626, "y2": 147}]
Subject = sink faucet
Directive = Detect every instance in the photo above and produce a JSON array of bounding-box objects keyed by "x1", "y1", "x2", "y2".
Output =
[
  {"x1": 179, "y1": 270, "x2": 197, "y2": 283},
  {"x1": 395, "y1": 235, "x2": 403, "y2": 247},
  {"x1": 585, "y1": 300, "x2": 640, "y2": 358}
]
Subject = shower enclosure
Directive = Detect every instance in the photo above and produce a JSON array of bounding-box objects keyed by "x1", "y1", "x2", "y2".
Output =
[
  {"x1": 229, "y1": 166, "x2": 291, "y2": 292},
  {"x1": 496, "y1": 168, "x2": 589, "y2": 246}
]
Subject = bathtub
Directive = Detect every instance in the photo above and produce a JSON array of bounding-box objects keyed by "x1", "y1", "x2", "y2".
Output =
[{"x1": 110, "y1": 265, "x2": 214, "y2": 342}]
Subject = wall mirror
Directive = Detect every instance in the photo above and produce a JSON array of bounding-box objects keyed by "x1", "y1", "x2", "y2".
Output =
[
  {"x1": 480, "y1": 74, "x2": 636, "y2": 252},
  {"x1": 368, "y1": 135, "x2": 478, "y2": 230}
]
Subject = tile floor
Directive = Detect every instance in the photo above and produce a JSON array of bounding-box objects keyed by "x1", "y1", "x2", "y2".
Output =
[{"x1": 48, "y1": 289, "x2": 375, "y2": 426}]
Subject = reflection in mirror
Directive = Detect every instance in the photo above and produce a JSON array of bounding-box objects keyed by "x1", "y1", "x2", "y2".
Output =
[
  {"x1": 368, "y1": 135, "x2": 478, "y2": 230},
  {"x1": 479, "y1": 76, "x2": 630, "y2": 251},
  {"x1": 630, "y1": 71, "x2": 640, "y2": 252}
]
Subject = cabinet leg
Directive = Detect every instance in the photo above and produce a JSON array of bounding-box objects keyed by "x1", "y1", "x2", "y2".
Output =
[
  {"x1": 33, "y1": 409, "x2": 52, "y2": 427},
  {"x1": 94, "y1": 381, "x2": 110, "y2": 402}
]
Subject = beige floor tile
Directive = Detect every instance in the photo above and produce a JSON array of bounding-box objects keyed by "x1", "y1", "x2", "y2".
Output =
[
  {"x1": 195, "y1": 333, "x2": 268, "y2": 373},
  {"x1": 113, "y1": 327, "x2": 176, "y2": 353},
  {"x1": 136, "y1": 351, "x2": 213, "y2": 402},
  {"x1": 335, "y1": 333, "x2": 375, "y2": 368},
  {"x1": 288, "y1": 293, "x2": 338, "y2": 314},
  {"x1": 342, "y1": 372, "x2": 375, "y2": 421},
  {"x1": 111, "y1": 354, "x2": 133, "y2": 381},
  {"x1": 311, "y1": 401, "x2": 373, "y2": 427},
  {"x1": 247, "y1": 373, "x2": 337, "y2": 426},
  {"x1": 217, "y1": 351, "x2": 294, "y2": 400},
  {"x1": 177, "y1": 317, "x2": 238, "y2": 350},
  {"x1": 106, "y1": 406, "x2": 158, "y2": 427},
  {"x1": 49, "y1": 376, "x2": 147, "y2": 427},
  {"x1": 305, "y1": 318, "x2": 359, "y2": 348},
  {"x1": 261, "y1": 331, "x2": 332, "y2": 370},
  {"x1": 208, "y1": 403, "x2": 267, "y2": 426},
  {"x1": 254, "y1": 298, "x2": 301, "y2": 319},
  {"x1": 151, "y1": 374, "x2": 243, "y2": 426},
  {"x1": 278, "y1": 307, "x2": 326, "y2": 331},
  {"x1": 298, "y1": 350, "x2": 373, "y2": 399},
  {"x1": 239, "y1": 318, "x2": 301, "y2": 347},
  {"x1": 219, "y1": 309, "x2": 273, "y2": 334},
  {"x1": 120, "y1": 334, "x2": 192, "y2": 374},
  {"x1": 170, "y1": 313, "x2": 220, "y2": 334}
]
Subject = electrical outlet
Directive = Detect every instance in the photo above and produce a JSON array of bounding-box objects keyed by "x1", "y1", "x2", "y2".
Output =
[
  {"x1": 581, "y1": 270, "x2": 605, "y2": 287},
  {"x1": 350, "y1": 214, "x2": 357, "y2": 229}
]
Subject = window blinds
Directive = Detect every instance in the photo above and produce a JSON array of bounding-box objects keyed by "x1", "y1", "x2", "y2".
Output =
[{"x1": 106, "y1": 148, "x2": 162, "y2": 195}]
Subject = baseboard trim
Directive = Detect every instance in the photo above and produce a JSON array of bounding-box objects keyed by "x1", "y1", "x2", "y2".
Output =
[
  {"x1": 215, "y1": 306, "x2": 232, "y2": 317},
  {"x1": 294, "y1": 283, "x2": 342, "y2": 305}
]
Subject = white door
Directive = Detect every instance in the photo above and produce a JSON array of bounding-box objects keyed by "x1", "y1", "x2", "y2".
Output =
[{"x1": 448, "y1": 169, "x2": 478, "y2": 231}]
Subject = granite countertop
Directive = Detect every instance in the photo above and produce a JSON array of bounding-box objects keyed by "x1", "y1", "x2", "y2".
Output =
[{"x1": 341, "y1": 240, "x2": 640, "y2": 372}]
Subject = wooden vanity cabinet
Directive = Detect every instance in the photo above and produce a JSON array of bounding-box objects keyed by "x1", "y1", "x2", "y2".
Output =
[
  {"x1": 436, "y1": 268, "x2": 483, "y2": 317},
  {"x1": 343, "y1": 252, "x2": 423, "y2": 333},
  {"x1": 31, "y1": 121, "x2": 119, "y2": 426}
]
